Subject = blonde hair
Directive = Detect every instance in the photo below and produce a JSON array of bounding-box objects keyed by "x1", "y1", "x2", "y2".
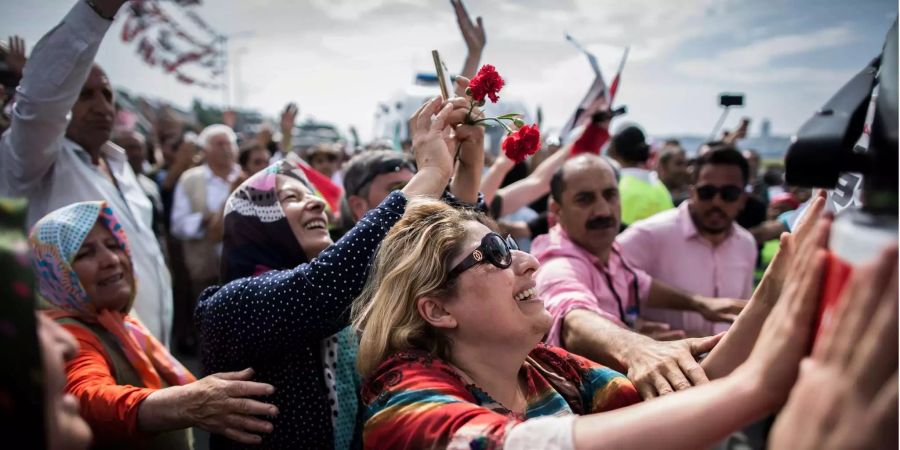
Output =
[{"x1": 351, "y1": 198, "x2": 493, "y2": 378}]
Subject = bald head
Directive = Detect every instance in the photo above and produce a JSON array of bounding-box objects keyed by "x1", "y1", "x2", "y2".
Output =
[{"x1": 550, "y1": 154, "x2": 617, "y2": 203}]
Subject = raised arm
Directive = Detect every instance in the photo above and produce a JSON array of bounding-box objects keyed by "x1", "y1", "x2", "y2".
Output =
[
  {"x1": 702, "y1": 193, "x2": 827, "y2": 379},
  {"x1": 197, "y1": 97, "x2": 460, "y2": 359},
  {"x1": 493, "y1": 141, "x2": 572, "y2": 217},
  {"x1": 452, "y1": 0, "x2": 486, "y2": 79},
  {"x1": 0, "y1": 0, "x2": 124, "y2": 196}
]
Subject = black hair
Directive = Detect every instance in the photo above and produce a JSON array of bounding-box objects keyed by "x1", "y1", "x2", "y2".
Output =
[
  {"x1": 693, "y1": 145, "x2": 750, "y2": 185},
  {"x1": 550, "y1": 165, "x2": 566, "y2": 203}
]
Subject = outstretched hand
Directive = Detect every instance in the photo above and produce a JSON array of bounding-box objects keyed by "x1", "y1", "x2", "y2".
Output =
[
  {"x1": 770, "y1": 246, "x2": 898, "y2": 450},
  {"x1": 736, "y1": 215, "x2": 831, "y2": 406},
  {"x1": 624, "y1": 333, "x2": 722, "y2": 399},
  {"x1": 693, "y1": 296, "x2": 746, "y2": 323}
]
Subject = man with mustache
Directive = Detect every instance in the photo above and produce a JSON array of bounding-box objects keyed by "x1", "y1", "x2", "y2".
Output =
[
  {"x1": 532, "y1": 154, "x2": 746, "y2": 399},
  {"x1": 0, "y1": 0, "x2": 174, "y2": 345},
  {"x1": 617, "y1": 145, "x2": 758, "y2": 337}
]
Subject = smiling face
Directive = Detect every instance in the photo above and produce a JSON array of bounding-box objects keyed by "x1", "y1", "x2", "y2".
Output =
[
  {"x1": 278, "y1": 175, "x2": 333, "y2": 259},
  {"x1": 71, "y1": 223, "x2": 135, "y2": 312},
  {"x1": 433, "y1": 221, "x2": 551, "y2": 348},
  {"x1": 37, "y1": 313, "x2": 92, "y2": 450}
]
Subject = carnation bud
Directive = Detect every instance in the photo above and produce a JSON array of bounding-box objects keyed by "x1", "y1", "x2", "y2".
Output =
[
  {"x1": 512, "y1": 118, "x2": 525, "y2": 128},
  {"x1": 465, "y1": 87, "x2": 472, "y2": 97}
]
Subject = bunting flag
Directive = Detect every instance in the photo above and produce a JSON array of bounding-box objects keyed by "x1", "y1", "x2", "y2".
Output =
[
  {"x1": 120, "y1": 0, "x2": 223, "y2": 89},
  {"x1": 561, "y1": 35, "x2": 629, "y2": 156},
  {"x1": 609, "y1": 46, "x2": 629, "y2": 103}
]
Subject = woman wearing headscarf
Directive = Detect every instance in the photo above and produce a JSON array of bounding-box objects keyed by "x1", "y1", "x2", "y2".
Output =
[
  {"x1": 196, "y1": 95, "x2": 485, "y2": 449},
  {"x1": 30, "y1": 201, "x2": 279, "y2": 448}
]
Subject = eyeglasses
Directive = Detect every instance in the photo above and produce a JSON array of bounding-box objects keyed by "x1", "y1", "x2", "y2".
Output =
[
  {"x1": 447, "y1": 232, "x2": 518, "y2": 280},
  {"x1": 695, "y1": 185, "x2": 743, "y2": 202}
]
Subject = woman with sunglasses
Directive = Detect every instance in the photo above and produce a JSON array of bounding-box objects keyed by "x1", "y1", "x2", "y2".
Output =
[{"x1": 352, "y1": 193, "x2": 837, "y2": 449}]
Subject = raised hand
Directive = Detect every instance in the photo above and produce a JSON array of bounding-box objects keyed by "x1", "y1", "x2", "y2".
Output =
[
  {"x1": 280, "y1": 103, "x2": 299, "y2": 134},
  {"x1": 453, "y1": 0, "x2": 486, "y2": 79},
  {"x1": 1, "y1": 35, "x2": 27, "y2": 76},
  {"x1": 770, "y1": 246, "x2": 898, "y2": 450}
]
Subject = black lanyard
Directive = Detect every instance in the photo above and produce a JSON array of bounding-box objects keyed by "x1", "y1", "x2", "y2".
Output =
[{"x1": 600, "y1": 247, "x2": 641, "y2": 326}]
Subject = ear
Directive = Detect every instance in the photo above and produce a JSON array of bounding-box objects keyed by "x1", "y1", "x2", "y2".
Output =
[
  {"x1": 549, "y1": 197, "x2": 561, "y2": 216},
  {"x1": 416, "y1": 296, "x2": 457, "y2": 330},
  {"x1": 347, "y1": 195, "x2": 369, "y2": 222}
]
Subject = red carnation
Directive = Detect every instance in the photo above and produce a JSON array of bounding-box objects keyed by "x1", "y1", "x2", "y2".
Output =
[
  {"x1": 502, "y1": 124, "x2": 541, "y2": 163},
  {"x1": 468, "y1": 64, "x2": 505, "y2": 103}
]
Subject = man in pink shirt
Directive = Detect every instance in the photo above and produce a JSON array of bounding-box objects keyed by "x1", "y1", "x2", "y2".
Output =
[
  {"x1": 533, "y1": 154, "x2": 745, "y2": 399},
  {"x1": 617, "y1": 146, "x2": 757, "y2": 337}
]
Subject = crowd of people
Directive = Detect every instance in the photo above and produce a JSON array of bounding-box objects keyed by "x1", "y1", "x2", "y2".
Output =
[{"x1": 0, "y1": 1, "x2": 896, "y2": 449}]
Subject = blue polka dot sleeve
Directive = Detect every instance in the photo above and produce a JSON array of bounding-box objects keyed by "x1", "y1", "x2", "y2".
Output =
[{"x1": 196, "y1": 191, "x2": 408, "y2": 363}]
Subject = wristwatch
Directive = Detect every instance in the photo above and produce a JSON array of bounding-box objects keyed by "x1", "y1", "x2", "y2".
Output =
[{"x1": 86, "y1": 0, "x2": 116, "y2": 21}]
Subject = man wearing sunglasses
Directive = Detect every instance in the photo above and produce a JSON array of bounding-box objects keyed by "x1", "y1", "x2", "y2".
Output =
[
  {"x1": 533, "y1": 153, "x2": 747, "y2": 400},
  {"x1": 618, "y1": 145, "x2": 757, "y2": 338}
]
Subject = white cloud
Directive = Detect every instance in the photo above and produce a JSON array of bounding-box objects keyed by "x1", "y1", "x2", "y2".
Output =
[{"x1": 674, "y1": 25, "x2": 859, "y2": 84}]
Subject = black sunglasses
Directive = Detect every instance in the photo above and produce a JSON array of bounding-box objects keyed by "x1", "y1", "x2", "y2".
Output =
[
  {"x1": 696, "y1": 185, "x2": 743, "y2": 202},
  {"x1": 447, "y1": 232, "x2": 518, "y2": 280}
]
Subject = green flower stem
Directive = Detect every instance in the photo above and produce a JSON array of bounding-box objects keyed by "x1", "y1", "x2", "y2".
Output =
[{"x1": 472, "y1": 117, "x2": 514, "y2": 134}]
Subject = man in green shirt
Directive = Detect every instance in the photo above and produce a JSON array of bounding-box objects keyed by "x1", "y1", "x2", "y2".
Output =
[{"x1": 608, "y1": 126, "x2": 674, "y2": 226}]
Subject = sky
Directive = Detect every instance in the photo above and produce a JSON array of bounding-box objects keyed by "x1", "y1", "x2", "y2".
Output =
[{"x1": 2, "y1": 0, "x2": 896, "y2": 143}]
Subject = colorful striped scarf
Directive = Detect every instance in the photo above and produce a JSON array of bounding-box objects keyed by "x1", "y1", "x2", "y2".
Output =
[{"x1": 361, "y1": 343, "x2": 641, "y2": 449}]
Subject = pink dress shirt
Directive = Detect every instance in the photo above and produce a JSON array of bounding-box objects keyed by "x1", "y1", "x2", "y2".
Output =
[
  {"x1": 533, "y1": 225, "x2": 653, "y2": 347},
  {"x1": 616, "y1": 201, "x2": 757, "y2": 336}
]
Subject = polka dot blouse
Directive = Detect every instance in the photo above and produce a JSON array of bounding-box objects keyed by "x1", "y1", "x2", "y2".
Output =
[{"x1": 196, "y1": 192, "x2": 407, "y2": 449}]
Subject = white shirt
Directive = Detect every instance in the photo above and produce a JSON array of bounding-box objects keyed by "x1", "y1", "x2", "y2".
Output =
[
  {"x1": 0, "y1": 1, "x2": 173, "y2": 345},
  {"x1": 170, "y1": 164, "x2": 240, "y2": 240}
]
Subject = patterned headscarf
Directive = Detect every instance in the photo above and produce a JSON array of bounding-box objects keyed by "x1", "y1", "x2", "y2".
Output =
[
  {"x1": 29, "y1": 201, "x2": 194, "y2": 389},
  {"x1": 221, "y1": 158, "x2": 328, "y2": 282}
]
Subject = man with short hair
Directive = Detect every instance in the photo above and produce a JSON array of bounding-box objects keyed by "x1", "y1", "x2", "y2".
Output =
[
  {"x1": 608, "y1": 125, "x2": 674, "y2": 225},
  {"x1": 170, "y1": 124, "x2": 240, "y2": 292},
  {"x1": 306, "y1": 142, "x2": 344, "y2": 185},
  {"x1": 617, "y1": 146, "x2": 758, "y2": 337},
  {"x1": 169, "y1": 124, "x2": 240, "y2": 352},
  {"x1": 338, "y1": 150, "x2": 416, "y2": 234},
  {"x1": 533, "y1": 154, "x2": 745, "y2": 399},
  {"x1": 0, "y1": 0, "x2": 174, "y2": 344},
  {"x1": 655, "y1": 141, "x2": 690, "y2": 206}
]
